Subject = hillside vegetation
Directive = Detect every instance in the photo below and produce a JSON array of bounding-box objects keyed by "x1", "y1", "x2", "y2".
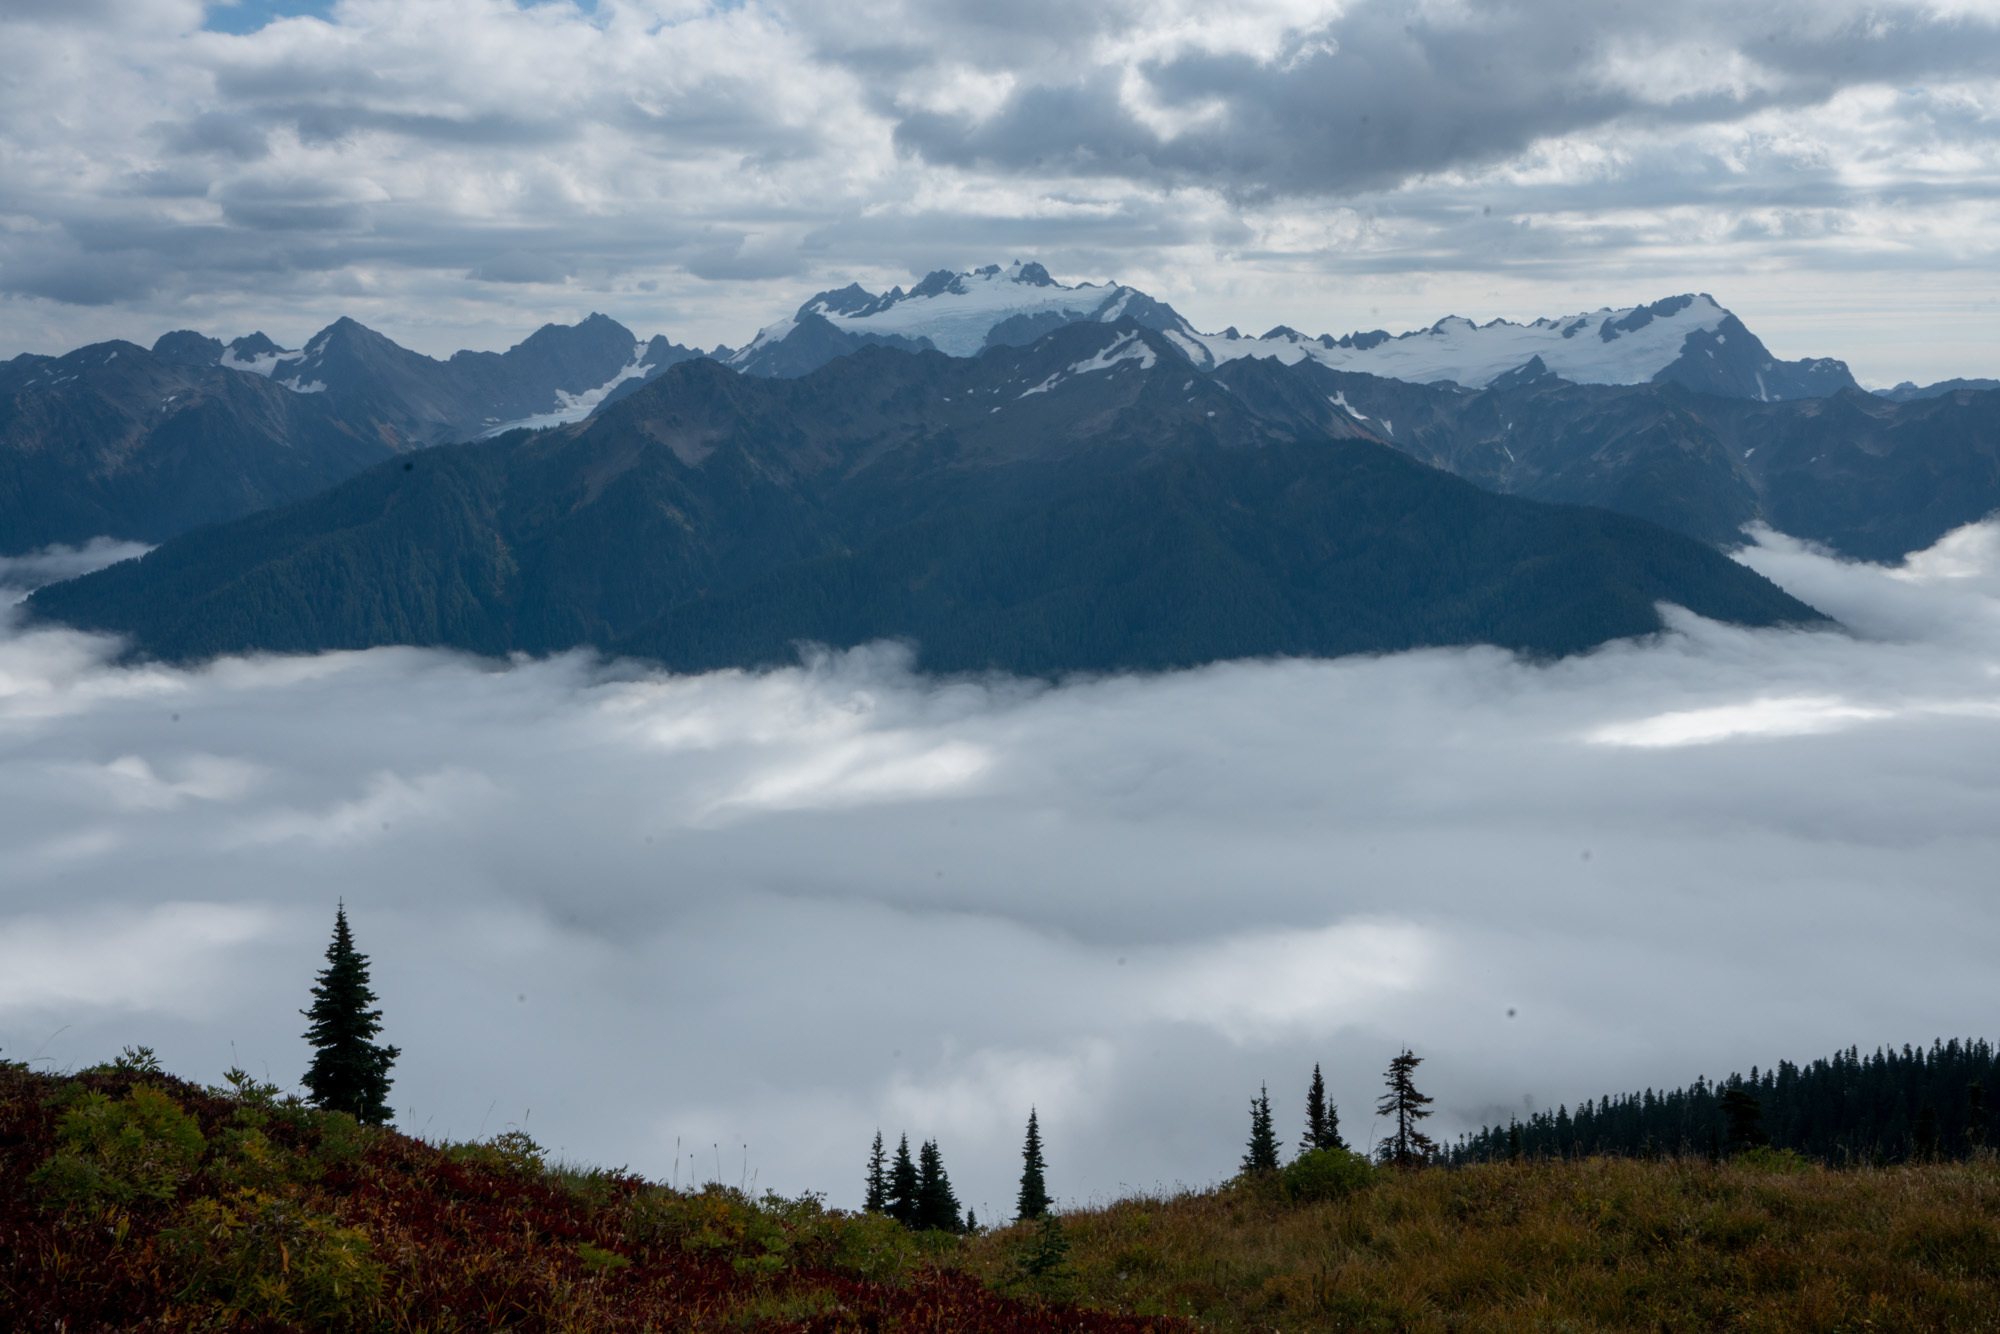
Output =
[
  {"x1": 964, "y1": 1155, "x2": 2000, "y2": 1332},
  {"x1": 0, "y1": 1061, "x2": 1170, "y2": 1332},
  {"x1": 7, "y1": 1058, "x2": 1998, "y2": 1330}
]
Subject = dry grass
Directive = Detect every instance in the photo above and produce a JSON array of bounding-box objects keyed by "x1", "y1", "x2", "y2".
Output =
[{"x1": 959, "y1": 1156, "x2": 2000, "y2": 1332}]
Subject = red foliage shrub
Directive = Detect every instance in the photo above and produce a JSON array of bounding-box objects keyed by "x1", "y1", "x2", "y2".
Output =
[{"x1": 0, "y1": 1063, "x2": 1179, "y2": 1332}]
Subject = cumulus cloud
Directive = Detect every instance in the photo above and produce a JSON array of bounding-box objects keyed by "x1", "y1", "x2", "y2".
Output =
[
  {"x1": 0, "y1": 1, "x2": 1994, "y2": 380},
  {"x1": 2, "y1": 524, "x2": 1997, "y2": 1212}
]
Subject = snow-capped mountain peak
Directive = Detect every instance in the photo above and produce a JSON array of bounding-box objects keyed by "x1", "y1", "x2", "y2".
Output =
[
  {"x1": 721, "y1": 267, "x2": 1851, "y2": 401},
  {"x1": 768, "y1": 261, "x2": 1179, "y2": 359},
  {"x1": 1176, "y1": 295, "x2": 1734, "y2": 387},
  {"x1": 1163, "y1": 292, "x2": 1857, "y2": 399}
]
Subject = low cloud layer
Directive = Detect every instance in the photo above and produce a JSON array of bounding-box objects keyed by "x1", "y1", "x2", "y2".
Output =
[
  {"x1": 3, "y1": 523, "x2": 1997, "y2": 1212},
  {"x1": 0, "y1": 1, "x2": 1994, "y2": 380}
]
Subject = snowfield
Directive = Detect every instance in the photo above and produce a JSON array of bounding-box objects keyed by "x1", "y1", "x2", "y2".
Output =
[{"x1": 1184, "y1": 295, "x2": 1732, "y2": 388}]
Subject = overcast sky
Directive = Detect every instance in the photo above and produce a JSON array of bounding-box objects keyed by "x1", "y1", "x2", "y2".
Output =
[
  {"x1": 4, "y1": 522, "x2": 1997, "y2": 1212},
  {"x1": 2, "y1": 0, "x2": 1997, "y2": 383}
]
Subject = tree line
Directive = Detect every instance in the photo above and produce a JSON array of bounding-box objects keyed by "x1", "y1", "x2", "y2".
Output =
[{"x1": 1453, "y1": 1039, "x2": 2000, "y2": 1166}]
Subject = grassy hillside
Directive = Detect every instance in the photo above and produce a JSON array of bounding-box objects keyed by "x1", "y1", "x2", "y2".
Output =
[
  {"x1": 963, "y1": 1155, "x2": 2000, "y2": 1331},
  {"x1": 8, "y1": 1057, "x2": 1996, "y2": 1330}
]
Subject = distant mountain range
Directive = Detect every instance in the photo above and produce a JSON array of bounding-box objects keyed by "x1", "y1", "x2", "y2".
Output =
[
  {"x1": 9, "y1": 263, "x2": 1998, "y2": 673},
  {"x1": 1213, "y1": 355, "x2": 2000, "y2": 562},
  {"x1": 0, "y1": 338, "x2": 395, "y2": 552},
  {"x1": 162, "y1": 312, "x2": 705, "y2": 444},
  {"x1": 29, "y1": 322, "x2": 1822, "y2": 673},
  {"x1": 734, "y1": 264, "x2": 1860, "y2": 402}
]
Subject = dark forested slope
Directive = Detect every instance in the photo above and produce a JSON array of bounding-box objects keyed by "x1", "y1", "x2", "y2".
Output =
[{"x1": 30, "y1": 324, "x2": 1823, "y2": 673}]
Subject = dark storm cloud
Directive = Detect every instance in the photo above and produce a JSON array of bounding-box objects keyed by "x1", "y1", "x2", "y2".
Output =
[
  {"x1": 2, "y1": 525, "x2": 1997, "y2": 1210},
  {"x1": 890, "y1": 1, "x2": 2000, "y2": 198}
]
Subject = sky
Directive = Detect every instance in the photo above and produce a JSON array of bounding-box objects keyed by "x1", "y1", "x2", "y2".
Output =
[
  {"x1": 3, "y1": 522, "x2": 1998, "y2": 1213},
  {"x1": 1, "y1": 0, "x2": 1998, "y2": 383}
]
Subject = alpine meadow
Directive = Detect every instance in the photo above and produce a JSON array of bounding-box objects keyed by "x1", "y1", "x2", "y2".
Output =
[{"x1": 3, "y1": 1, "x2": 1999, "y2": 1329}]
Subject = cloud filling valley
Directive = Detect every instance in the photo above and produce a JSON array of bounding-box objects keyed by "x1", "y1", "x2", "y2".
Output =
[{"x1": 2, "y1": 523, "x2": 1997, "y2": 1214}]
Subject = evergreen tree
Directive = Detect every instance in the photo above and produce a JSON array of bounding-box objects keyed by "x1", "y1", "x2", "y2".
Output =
[
  {"x1": 886, "y1": 1134, "x2": 918, "y2": 1227},
  {"x1": 1017, "y1": 1108, "x2": 1051, "y2": 1221},
  {"x1": 914, "y1": 1138, "x2": 963, "y2": 1232},
  {"x1": 1300, "y1": 1063, "x2": 1344, "y2": 1153},
  {"x1": 1242, "y1": 1083, "x2": 1279, "y2": 1173},
  {"x1": 300, "y1": 903, "x2": 399, "y2": 1124},
  {"x1": 1968, "y1": 1082, "x2": 1987, "y2": 1151},
  {"x1": 1376, "y1": 1049, "x2": 1436, "y2": 1168},
  {"x1": 1719, "y1": 1084, "x2": 1767, "y2": 1153},
  {"x1": 864, "y1": 1130, "x2": 888, "y2": 1214}
]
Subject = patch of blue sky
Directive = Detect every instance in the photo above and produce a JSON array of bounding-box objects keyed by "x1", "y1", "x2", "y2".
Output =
[{"x1": 202, "y1": 1, "x2": 337, "y2": 34}]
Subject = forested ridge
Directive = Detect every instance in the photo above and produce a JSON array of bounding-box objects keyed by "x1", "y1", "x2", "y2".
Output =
[
  {"x1": 29, "y1": 324, "x2": 1824, "y2": 673},
  {"x1": 1456, "y1": 1038, "x2": 1999, "y2": 1164}
]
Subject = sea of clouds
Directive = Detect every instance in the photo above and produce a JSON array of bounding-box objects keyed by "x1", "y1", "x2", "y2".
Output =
[{"x1": 2, "y1": 522, "x2": 1997, "y2": 1215}]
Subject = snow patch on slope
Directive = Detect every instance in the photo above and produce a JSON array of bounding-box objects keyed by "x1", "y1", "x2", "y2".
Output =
[
  {"x1": 1019, "y1": 332, "x2": 1157, "y2": 397},
  {"x1": 221, "y1": 349, "x2": 289, "y2": 377},
  {"x1": 481, "y1": 342, "x2": 653, "y2": 436},
  {"x1": 1189, "y1": 296, "x2": 1730, "y2": 388}
]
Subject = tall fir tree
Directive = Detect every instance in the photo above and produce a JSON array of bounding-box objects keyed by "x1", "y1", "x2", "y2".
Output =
[
  {"x1": 300, "y1": 902, "x2": 399, "y2": 1124},
  {"x1": 1017, "y1": 1108, "x2": 1051, "y2": 1221},
  {"x1": 864, "y1": 1130, "x2": 888, "y2": 1214},
  {"x1": 1242, "y1": 1083, "x2": 1279, "y2": 1173},
  {"x1": 1301, "y1": 1063, "x2": 1344, "y2": 1153},
  {"x1": 914, "y1": 1138, "x2": 963, "y2": 1233},
  {"x1": 886, "y1": 1134, "x2": 918, "y2": 1227},
  {"x1": 1376, "y1": 1049, "x2": 1436, "y2": 1167}
]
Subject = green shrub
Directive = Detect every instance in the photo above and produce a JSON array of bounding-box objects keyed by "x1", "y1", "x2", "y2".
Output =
[
  {"x1": 1282, "y1": 1147, "x2": 1378, "y2": 1203},
  {"x1": 31, "y1": 1085, "x2": 205, "y2": 1207},
  {"x1": 1003, "y1": 1213, "x2": 1076, "y2": 1301},
  {"x1": 213, "y1": 1124, "x2": 293, "y2": 1193},
  {"x1": 110, "y1": 1045, "x2": 164, "y2": 1075},
  {"x1": 210, "y1": 1066, "x2": 285, "y2": 1109},
  {"x1": 829, "y1": 1209, "x2": 927, "y2": 1282},
  {"x1": 576, "y1": 1239, "x2": 632, "y2": 1272},
  {"x1": 310, "y1": 1109, "x2": 375, "y2": 1172},
  {"x1": 164, "y1": 1188, "x2": 384, "y2": 1325},
  {"x1": 447, "y1": 1127, "x2": 548, "y2": 1176},
  {"x1": 1735, "y1": 1146, "x2": 1813, "y2": 1175}
]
